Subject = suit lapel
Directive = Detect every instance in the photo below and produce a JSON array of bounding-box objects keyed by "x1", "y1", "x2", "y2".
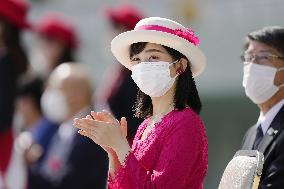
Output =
[
  {"x1": 242, "y1": 125, "x2": 258, "y2": 150},
  {"x1": 257, "y1": 105, "x2": 284, "y2": 157}
]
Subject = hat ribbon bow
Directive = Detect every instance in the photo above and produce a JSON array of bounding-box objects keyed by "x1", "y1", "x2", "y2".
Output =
[{"x1": 136, "y1": 24, "x2": 200, "y2": 46}]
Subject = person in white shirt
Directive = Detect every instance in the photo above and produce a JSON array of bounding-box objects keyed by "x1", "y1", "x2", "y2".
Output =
[{"x1": 241, "y1": 26, "x2": 284, "y2": 189}]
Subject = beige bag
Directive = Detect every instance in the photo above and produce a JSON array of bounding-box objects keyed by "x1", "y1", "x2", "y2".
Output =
[{"x1": 218, "y1": 150, "x2": 264, "y2": 189}]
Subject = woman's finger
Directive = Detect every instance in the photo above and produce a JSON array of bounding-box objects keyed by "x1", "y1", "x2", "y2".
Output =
[
  {"x1": 75, "y1": 123, "x2": 97, "y2": 134},
  {"x1": 88, "y1": 111, "x2": 105, "y2": 121},
  {"x1": 96, "y1": 111, "x2": 111, "y2": 122},
  {"x1": 86, "y1": 115, "x2": 94, "y2": 120},
  {"x1": 78, "y1": 130, "x2": 106, "y2": 149},
  {"x1": 78, "y1": 129, "x2": 95, "y2": 139},
  {"x1": 78, "y1": 130, "x2": 97, "y2": 141},
  {"x1": 92, "y1": 110, "x2": 118, "y2": 124},
  {"x1": 74, "y1": 119, "x2": 97, "y2": 132},
  {"x1": 79, "y1": 118, "x2": 102, "y2": 127},
  {"x1": 78, "y1": 129, "x2": 89, "y2": 137},
  {"x1": 91, "y1": 111, "x2": 99, "y2": 119},
  {"x1": 91, "y1": 111, "x2": 109, "y2": 122},
  {"x1": 75, "y1": 118, "x2": 116, "y2": 134},
  {"x1": 102, "y1": 110, "x2": 119, "y2": 123},
  {"x1": 120, "y1": 117, "x2": 128, "y2": 138}
]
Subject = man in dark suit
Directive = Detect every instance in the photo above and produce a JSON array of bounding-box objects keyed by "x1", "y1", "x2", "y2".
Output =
[
  {"x1": 241, "y1": 26, "x2": 284, "y2": 189},
  {"x1": 28, "y1": 63, "x2": 108, "y2": 189}
]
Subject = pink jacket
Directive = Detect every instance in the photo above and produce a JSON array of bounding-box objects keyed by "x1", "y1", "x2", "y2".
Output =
[{"x1": 108, "y1": 108, "x2": 208, "y2": 189}]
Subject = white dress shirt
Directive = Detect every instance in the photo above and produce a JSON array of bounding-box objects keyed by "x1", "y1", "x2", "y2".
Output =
[{"x1": 257, "y1": 99, "x2": 284, "y2": 135}]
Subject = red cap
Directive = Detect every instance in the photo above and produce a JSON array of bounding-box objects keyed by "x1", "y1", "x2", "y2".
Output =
[
  {"x1": 106, "y1": 5, "x2": 143, "y2": 30},
  {"x1": 36, "y1": 13, "x2": 78, "y2": 50},
  {"x1": 0, "y1": 0, "x2": 30, "y2": 29}
]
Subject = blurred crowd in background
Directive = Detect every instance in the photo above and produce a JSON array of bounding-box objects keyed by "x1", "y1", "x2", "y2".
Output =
[
  {"x1": 0, "y1": 1, "x2": 145, "y2": 188},
  {"x1": 0, "y1": 0, "x2": 283, "y2": 188}
]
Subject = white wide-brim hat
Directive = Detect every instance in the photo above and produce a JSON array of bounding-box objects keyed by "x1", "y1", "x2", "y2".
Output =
[{"x1": 111, "y1": 17, "x2": 207, "y2": 77}]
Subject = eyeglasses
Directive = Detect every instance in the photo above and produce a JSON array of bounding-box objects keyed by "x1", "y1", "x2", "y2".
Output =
[{"x1": 241, "y1": 52, "x2": 284, "y2": 65}]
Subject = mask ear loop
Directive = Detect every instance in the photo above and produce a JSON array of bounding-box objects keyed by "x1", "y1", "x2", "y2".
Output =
[
  {"x1": 169, "y1": 60, "x2": 179, "y2": 66},
  {"x1": 168, "y1": 60, "x2": 181, "y2": 78}
]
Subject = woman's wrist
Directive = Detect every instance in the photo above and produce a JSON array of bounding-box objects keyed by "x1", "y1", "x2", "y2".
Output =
[
  {"x1": 106, "y1": 147, "x2": 116, "y2": 157},
  {"x1": 112, "y1": 138, "x2": 131, "y2": 164},
  {"x1": 107, "y1": 149, "x2": 121, "y2": 177}
]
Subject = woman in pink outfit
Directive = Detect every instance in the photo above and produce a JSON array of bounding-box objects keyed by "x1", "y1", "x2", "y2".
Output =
[{"x1": 74, "y1": 17, "x2": 208, "y2": 189}]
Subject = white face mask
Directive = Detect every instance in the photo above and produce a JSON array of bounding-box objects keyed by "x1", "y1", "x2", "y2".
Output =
[
  {"x1": 242, "y1": 62, "x2": 284, "y2": 104},
  {"x1": 131, "y1": 61, "x2": 178, "y2": 97},
  {"x1": 41, "y1": 89, "x2": 69, "y2": 123}
]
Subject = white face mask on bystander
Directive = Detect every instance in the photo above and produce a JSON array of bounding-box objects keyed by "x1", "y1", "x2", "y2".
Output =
[
  {"x1": 41, "y1": 89, "x2": 69, "y2": 123},
  {"x1": 242, "y1": 62, "x2": 284, "y2": 104},
  {"x1": 131, "y1": 60, "x2": 178, "y2": 97}
]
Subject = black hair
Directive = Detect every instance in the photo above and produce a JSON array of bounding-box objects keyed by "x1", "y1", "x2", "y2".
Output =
[
  {"x1": 130, "y1": 42, "x2": 202, "y2": 118},
  {"x1": 17, "y1": 77, "x2": 44, "y2": 113},
  {"x1": 2, "y1": 19, "x2": 28, "y2": 76},
  {"x1": 245, "y1": 26, "x2": 284, "y2": 56}
]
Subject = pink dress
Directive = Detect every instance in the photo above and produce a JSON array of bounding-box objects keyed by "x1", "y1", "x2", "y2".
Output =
[{"x1": 108, "y1": 108, "x2": 208, "y2": 189}]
